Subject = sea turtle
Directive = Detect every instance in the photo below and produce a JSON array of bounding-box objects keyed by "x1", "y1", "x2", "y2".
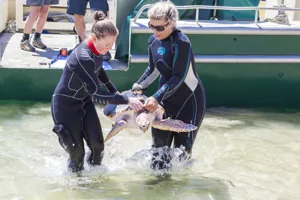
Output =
[{"x1": 103, "y1": 90, "x2": 198, "y2": 142}]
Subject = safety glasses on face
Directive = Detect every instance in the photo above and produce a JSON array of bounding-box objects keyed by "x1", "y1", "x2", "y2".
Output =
[{"x1": 148, "y1": 21, "x2": 169, "y2": 32}]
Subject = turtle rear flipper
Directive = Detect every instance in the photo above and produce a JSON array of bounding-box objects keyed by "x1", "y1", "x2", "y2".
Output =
[
  {"x1": 152, "y1": 118, "x2": 197, "y2": 133},
  {"x1": 105, "y1": 120, "x2": 127, "y2": 142}
]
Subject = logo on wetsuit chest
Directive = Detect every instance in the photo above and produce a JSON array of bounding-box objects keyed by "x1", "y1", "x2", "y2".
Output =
[
  {"x1": 157, "y1": 47, "x2": 166, "y2": 55},
  {"x1": 162, "y1": 84, "x2": 168, "y2": 91}
]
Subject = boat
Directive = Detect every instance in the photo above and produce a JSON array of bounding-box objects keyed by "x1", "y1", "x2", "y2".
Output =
[{"x1": 1, "y1": 0, "x2": 300, "y2": 109}]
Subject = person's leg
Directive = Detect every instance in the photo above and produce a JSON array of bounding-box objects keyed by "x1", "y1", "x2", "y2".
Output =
[
  {"x1": 151, "y1": 109, "x2": 174, "y2": 171},
  {"x1": 173, "y1": 86, "x2": 206, "y2": 160},
  {"x1": 51, "y1": 95, "x2": 86, "y2": 173},
  {"x1": 82, "y1": 99, "x2": 105, "y2": 166},
  {"x1": 34, "y1": 5, "x2": 50, "y2": 33},
  {"x1": 31, "y1": 5, "x2": 50, "y2": 49},
  {"x1": 151, "y1": 128, "x2": 174, "y2": 171},
  {"x1": 152, "y1": 128, "x2": 173, "y2": 149},
  {"x1": 66, "y1": 0, "x2": 88, "y2": 53},
  {"x1": 32, "y1": 0, "x2": 59, "y2": 49},
  {"x1": 74, "y1": 15, "x2": 86, "y2": 42},
  {"x1": 20, "y1": 4, "x2": 41, "y2": 51},
  {"x1": 23, "y1": 6, "x2": 40, "y2": 35}
]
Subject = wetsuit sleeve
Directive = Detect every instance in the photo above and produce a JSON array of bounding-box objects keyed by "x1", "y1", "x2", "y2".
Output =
[
  {"x1": 70, "y1": 50, "x2": 128, "y2": 104},
  {"x1": 152, "y1": 39, "x2": 191, "y2": 103},
  {"x1": 134, "y1": 37, "x2": 160, "y2": 90},
  {"x1": 98, "y1": 68, "x2": 118, "y2": 94}
]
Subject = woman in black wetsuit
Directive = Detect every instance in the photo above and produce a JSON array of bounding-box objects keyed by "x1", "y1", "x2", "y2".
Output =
[
  {"x1": 51, "y1": 11, "x2": 143, "y2": 173},
  {"x1": 132, "y1": 1, "x2": 206, "y2": 170}
]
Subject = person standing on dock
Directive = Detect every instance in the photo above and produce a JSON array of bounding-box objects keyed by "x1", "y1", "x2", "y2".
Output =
[
  {"x1": 51, "y1": 11, "x2": 143, "y2": 173},
  {"x1": 20, "y1": 0, "x2": 59, "y2": 52},
  {"x1": 66, "y1": 0, "x2": 112, "y2": 61},
  {"x1": 131, "y1": 1, "x2": 206, "y2": 172}
]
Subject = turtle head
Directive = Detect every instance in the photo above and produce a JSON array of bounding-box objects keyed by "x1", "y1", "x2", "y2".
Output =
[{"x1": 136, "y1": 112, "x2": 151, "y2": 132}]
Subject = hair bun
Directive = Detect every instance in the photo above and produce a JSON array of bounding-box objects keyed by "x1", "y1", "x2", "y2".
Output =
[{"x1": 93, "y1": 10, "x2": 106, "y2": 21}]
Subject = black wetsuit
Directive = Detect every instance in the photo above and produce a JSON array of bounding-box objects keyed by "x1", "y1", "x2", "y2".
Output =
[
  {"x1": 51, "y1": 39, "x2": 128, "y2": 172},
  {"x1": 134, "y1": 29, "x2": 206, "y2": 169}
]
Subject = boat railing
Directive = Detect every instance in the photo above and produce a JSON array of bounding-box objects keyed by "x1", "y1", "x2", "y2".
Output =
[
  {"x1": 128, "y1": 3, "x2": 300, "y2": 64},
  {"x1": 133, "y1": 3, "x2": 300, "y2": 24}
]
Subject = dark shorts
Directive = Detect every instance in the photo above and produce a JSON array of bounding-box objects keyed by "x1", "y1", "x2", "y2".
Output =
[
  {"x1": 67, "y1": 0, "x2": 108, "y2": 16},
  {"x1": 26, "y1": 0, "x2": 59, "y2": 6}
]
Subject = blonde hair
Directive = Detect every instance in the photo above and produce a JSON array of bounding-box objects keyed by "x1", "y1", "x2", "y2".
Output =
[
  {"x1": 147, "y1": 1, "x2": 179, "y2": 24},
  {"x1": 91, "y1": 11, "x2": 119, "y2": 39}
]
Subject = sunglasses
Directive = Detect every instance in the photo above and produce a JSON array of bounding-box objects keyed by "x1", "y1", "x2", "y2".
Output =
[{"x1": 148, "y1": 21, "x2": 169, "y2": 32}]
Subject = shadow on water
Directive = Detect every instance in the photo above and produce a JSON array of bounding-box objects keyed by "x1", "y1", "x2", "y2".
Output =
[
  {"x1": 142, "y1": 176, "x2": 233, "y2": 200},
  {"x1": 105, "y1": 147, "x2": 233, "y2": 200},
  {"x1": 49, "y1": 172, "x2": 233, "y2": 200}
]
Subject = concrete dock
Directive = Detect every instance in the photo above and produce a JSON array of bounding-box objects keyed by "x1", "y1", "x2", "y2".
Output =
[{"x1": 0, "y1": 33, "x2": 77, "y2": 69}]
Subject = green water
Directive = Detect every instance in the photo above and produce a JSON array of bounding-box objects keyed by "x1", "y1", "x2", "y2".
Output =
[{"x1": 0, "y1": 102, "x2": 299, "y2": 200}]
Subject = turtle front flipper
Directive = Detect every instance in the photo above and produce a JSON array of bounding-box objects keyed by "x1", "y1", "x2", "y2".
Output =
[
  {"x1": 152, "y1": 118, "x2": 198, "y2": 133},
  {"x1": 105, "y1": 120, "x2": 127, "y2": 142}
]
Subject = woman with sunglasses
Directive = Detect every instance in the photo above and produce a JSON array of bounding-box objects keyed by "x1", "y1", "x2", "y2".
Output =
[{"x1": 132, "y1": 1, "x2": 206, "y2": 171}]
